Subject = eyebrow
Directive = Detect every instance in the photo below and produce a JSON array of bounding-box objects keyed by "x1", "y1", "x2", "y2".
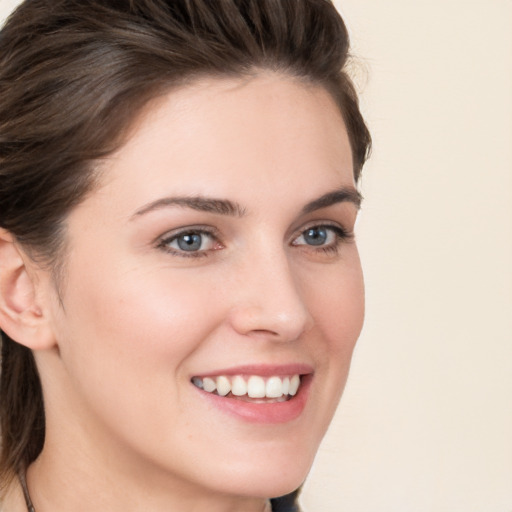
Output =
[
  {"x1": 300, "y1": 186, "x2": 363, "y2": 214},
  {"x1": 132, "y1": 186, "x2": 362, "y2": 220},
  {"x1": 132, "y1": 196, "x2": 247, "y2": 219}
]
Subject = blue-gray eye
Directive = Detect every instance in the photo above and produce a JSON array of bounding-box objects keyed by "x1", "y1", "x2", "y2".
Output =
[
  {"x1": 303, "y1": 227, "x2": 328, "y2": 246},
  {"x1": 293, "y1": 225, "x2": 340, "y2": 247},
  {"x1": 159, "y1": 229, "x2": 218, "y2": 256},
  {"x1": 176, "y1": 233, "x2": 203, "y2": 251}
]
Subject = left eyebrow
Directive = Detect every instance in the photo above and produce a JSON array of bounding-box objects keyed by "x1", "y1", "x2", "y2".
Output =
[
  {"x1": 131, "y1": 196, "x2": 247, "y2": 219},
  {"x1": 300, "y1": 186, "x2": 362, "y2": 214}
]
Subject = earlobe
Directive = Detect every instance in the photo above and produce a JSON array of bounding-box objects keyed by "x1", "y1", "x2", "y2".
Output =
[{"x1": 0, "y1": 229, "x2": 56, "y2": 350}]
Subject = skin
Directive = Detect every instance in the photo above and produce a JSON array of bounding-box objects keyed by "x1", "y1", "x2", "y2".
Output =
[{"x1": 2, "y1": 73, "x2": 364, "y2": 511}]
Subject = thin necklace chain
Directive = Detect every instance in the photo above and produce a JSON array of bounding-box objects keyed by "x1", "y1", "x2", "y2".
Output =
[{"x1": 18, "y1": 472, "x2": 35, "y2": 512}]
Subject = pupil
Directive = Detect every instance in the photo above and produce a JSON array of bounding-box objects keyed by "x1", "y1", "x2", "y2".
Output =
[
  {"x1": 305, "y1": 228, "x2": 327, "y2": 246},
  {"x1": 177, "y1": 233, "x2": 202, "y2": 251}
]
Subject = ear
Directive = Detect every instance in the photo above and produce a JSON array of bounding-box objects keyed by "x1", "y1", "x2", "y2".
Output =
[{"x1": 0, "y1": 229, "x2": 56, "y2": 350}]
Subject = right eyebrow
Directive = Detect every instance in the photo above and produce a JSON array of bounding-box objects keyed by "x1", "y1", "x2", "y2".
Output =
[
  {"x1": 300, "y1": 186, "x2": 363, "y2": 215},
  {"x1": 131, "y1": 196, "x2": 247, "y2": 220}
]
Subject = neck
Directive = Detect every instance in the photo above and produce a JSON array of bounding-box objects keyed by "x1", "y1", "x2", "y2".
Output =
[{"x1": 26, "y1": 452, "x2": 271, "y2": 512}]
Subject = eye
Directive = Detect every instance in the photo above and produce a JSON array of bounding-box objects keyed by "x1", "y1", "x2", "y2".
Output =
[
  {"x1": 292, "y1": 224, "x2": 350, "y2": 251},
  {"x1": 158, "y1": 228, "x2": 220, "y2": 257},
  {"x1": 174, "y1": 232, "x2": 205, "y2": 251},
  {"x1": 297, "y1": 227, "x2": 333, "y2": 246}
]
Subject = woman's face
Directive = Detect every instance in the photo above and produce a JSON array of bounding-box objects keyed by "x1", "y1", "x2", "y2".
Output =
[{"x1": 42, "y1": 73, "x2": 364, "y2": 499}]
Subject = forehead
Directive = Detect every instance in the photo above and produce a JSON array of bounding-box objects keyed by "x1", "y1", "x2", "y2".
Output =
[{"x1": 93, "y1": 73, "x2": 354, "y2": 209}]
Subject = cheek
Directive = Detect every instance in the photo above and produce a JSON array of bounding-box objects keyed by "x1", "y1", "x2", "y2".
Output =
[
  {"x1": 55, "y1": 261, "x2": 223, "y2": 409},
  {"x1": 303, "y1": 253, "x2": 364, "y2": 425},
  {"x1": 51, "y1": 263, "x2": 227, "y2": 458},
  {"x1": 306, "y1": 256, "x2": 364, "y2": 360},
  {"x1": 63, "y1": 259, "x2": 216, "y2": 351}
]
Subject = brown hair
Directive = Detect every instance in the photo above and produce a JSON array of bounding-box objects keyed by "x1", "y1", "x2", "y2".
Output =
[{"x1": 0, "y1": 0, "x2": 371, "y2": 489}]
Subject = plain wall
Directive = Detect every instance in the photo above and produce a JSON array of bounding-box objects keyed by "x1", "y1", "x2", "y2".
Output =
[{"x1": 1, "y1": 1, "x2": 511, "y2": 511}]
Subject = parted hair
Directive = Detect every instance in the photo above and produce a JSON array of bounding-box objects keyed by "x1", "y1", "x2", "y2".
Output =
[{"x1": 0, "y1": 0, "x2": 371, "y2": 490}]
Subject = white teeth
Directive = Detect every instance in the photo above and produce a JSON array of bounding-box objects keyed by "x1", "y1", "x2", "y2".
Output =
[
  {"x1": 247, "y1": 376, "x2": 266, "y2": 398},
  {"x1": 202, "y1": 377, "x2": 216, "y2": 393},
  {"x1": 231, "y1": 375, "x2": 247, "y2": 396},
  {"x1": 216, "y1": 376, "x2": 231, "y2": 396},
  {"x1": 282, "y1": 376, "x2": 290, "y2": 395},
  {"x1": 192, "y1": 374, "x2": 302, "y2": 399},
  {"x1": 266, "y1": 376, "x2": 283, "y2": 398},
  {"x1": 289, "y1": 375, "x2": 300, "y2": 396}
]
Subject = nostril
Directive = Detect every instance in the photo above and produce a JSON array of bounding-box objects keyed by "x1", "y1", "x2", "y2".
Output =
[{"x1": 250, "y1": 328, "x2": 279, "y2": 336}]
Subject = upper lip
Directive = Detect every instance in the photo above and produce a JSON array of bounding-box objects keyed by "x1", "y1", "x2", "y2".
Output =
[{"x1": 192, "y1": 363, "x2": 314, "y2": 378}]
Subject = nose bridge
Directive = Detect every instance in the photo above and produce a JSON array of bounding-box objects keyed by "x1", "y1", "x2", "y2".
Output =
[{"x1": 229, "y1": 243, "x2": 313, "y2": 341}]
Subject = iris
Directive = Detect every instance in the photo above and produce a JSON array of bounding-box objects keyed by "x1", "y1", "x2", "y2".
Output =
[
  {"x1": 177, "y1": 233, "x2": 203, "y2": 251},
  {"x1": 303, "y1": 227, "x2": 328, "y2": 246}
]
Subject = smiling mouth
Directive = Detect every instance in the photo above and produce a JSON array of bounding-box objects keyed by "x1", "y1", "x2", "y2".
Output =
[{"x1": 191, "y1": 374, "x2": 302, "y2": 402}]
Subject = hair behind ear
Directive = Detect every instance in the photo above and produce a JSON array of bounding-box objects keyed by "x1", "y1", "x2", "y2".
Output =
[{"x1": 0, "y1": 334, "x2": 45, "y2": 490}]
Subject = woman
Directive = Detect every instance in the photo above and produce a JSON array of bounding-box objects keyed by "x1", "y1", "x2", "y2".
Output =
[{"x1": 0, "y1": 0, "x2": 370, "y2": 510}]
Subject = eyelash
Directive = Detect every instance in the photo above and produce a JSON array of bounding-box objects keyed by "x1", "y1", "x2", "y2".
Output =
[{"x1": 156, "y1": 223, "x2": 353, "y2": 259}]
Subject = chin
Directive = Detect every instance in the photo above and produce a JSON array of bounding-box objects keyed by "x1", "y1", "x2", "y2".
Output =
[
  {"x1": 211, "y1": 471, "x2": 306, "y2": 501},
  {"x1": 201, "y1": 441, "x2": 317, "y2": 499}
]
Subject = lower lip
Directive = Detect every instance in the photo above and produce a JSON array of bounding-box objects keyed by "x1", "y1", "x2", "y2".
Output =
[{"x1": 194, "y1": 375, "x2": 312, "y2": 424}]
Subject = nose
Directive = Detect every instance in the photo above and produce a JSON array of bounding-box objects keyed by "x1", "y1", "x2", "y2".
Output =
[{"x1": 227, "y1": 250, "x2": 313, "y2": 342}]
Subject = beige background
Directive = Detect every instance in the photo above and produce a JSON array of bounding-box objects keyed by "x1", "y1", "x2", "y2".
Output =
[{"x1": 2, "y1": 0, "x2": 511, "y2": 511}]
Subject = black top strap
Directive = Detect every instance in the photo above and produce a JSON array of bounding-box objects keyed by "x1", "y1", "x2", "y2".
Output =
[{"x1": 271, "y1": 489, "x2": 301, "y2": 512}]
